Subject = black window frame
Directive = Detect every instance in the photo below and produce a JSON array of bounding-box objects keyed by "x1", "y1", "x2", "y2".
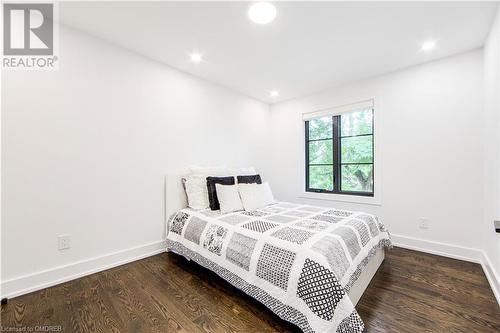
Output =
[{"x1": 305, "y1": 109, "x2": 374, "y2": 197}]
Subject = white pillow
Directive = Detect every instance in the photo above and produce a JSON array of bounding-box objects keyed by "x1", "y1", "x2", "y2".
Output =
[
  {"x1": 184, "y1": 176, "x2": 209, "y2": 210},
  {"x1": 183, "y1": 166, "x2": 230, "y2": 210},
  {"x1": 182, "y1": 166, "x2": 256, "y2": 210},
  {"x1": 215, "y1": 184, "x2": 244, "y2": 214},
  {"x1": 238, "y1": 182, "x2": 275, "y2": 212}
]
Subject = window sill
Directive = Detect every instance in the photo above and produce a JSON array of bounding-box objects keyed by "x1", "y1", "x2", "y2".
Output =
[{"x1": 299, "y1": 191, "x2": 382, "y2": 206}]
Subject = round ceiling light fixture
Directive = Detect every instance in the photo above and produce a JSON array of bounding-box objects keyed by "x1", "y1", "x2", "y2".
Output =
[
  {"x1": 421, "y1": 40, "x2": 437, "y2": 52},
  {"x1": 189, "y1": 52, "x2": 203, "y2": 63},
  {"x1": 248, "y1": 2, "x2": 277, "y2": 25}
]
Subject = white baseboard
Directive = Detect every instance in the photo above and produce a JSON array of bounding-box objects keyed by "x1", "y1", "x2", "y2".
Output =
[
  {"x1": 392, "y1": 233, "x2": 500, "y2": 305},
  {"x1": 391, "y1": 234, "x2": 483, "y2": 263},
  {"x1": 1, "y1": 240, "x2": 166, "y2": 299},
  {"x1": 481, "y1": 250, "x2": 500, "y2": 305}
]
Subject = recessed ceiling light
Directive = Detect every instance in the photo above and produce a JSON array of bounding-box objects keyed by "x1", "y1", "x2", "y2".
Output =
[
  {"x1": 421, "y1": 40, "x2": 437, "y2": 52},
  {"x1": 270, "y1": 90, "x2": 279, "y2": 98},
  {"x1": 248, "y1": 2, "x2": 277, "y2": 25},
  {"x1": 189, "y1": 52, "x2": 203, "y2": 63}
]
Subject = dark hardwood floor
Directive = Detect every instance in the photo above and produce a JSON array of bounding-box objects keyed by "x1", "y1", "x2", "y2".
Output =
[{"x1": 1, "y1": 247, "x2": 499, "y2": 332}]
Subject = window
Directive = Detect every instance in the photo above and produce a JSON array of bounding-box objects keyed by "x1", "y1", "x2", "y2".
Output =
[{"x1": 305, "y1": 107, "x2": 374, "y2": 196}]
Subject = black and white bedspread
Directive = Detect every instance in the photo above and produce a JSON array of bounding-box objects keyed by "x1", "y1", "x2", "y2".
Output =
[{"x1": 166, "y1": 202, "x2": 391, "y2": 333}]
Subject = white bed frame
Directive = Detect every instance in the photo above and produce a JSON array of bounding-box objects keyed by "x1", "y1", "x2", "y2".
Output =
[
  {"x1": 164, "y1": 173, "x2": 384, "y2": 306},
  {"x1": 348, "y1": 247, "x2": 384, "y2": 305}
]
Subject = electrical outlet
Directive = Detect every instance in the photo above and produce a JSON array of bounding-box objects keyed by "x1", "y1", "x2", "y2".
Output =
[
  {"x1": 57, "y1": 235, "x2": 71, "y2": 250},
  {"x1": 419, "y1": 218, "x2": 430, "y2": 230}
]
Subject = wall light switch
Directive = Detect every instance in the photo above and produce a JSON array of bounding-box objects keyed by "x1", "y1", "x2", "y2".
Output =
[{"x1": 57, "y1": 235, "x2": 71, "y2": 250}]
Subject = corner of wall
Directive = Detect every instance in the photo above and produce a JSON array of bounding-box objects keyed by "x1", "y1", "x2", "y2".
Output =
[{"x1": 481, "y1": 4, "x2": 500, "y2": 306}]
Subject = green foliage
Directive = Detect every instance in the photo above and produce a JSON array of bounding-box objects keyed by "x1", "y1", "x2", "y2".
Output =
[
  {"x1": 340, "y1": 109, "x2": 373, "y2": 192},
  {"x1": 309, "y1": 117, "x2": 332, "y2": 140},
  {"x1": 308, "y1": 116, "x2": 334, "y2": 190},
  {"x1": 341, "y1": 136, "x2": 372, "y2": 163},
  {"x1": 309, "y1": 165, "x2": 333, "y2": 191},
  {"x1": 341, "y1": 109, "x2": 372, "y2": 137},
  {"x1": 341, "y1": 165, "x2": 373, "y2": 192},
  {"x1": 309, "y1": 140, "x2": 333, "y2": 164},
  {"x1": 307, "y1": 109, "x2": 374, "y2": 193}
]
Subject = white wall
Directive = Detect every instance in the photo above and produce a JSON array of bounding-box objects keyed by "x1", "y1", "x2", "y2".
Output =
[
  {"x1": 1, "y1": 26, "x2": 270, "y2": 296},
  {"x1": 483, "y1": 6, "x2": 500, "y2": 300},
  {"x1": 266, "y1": 50, "x2": 485, "y2": 257}
]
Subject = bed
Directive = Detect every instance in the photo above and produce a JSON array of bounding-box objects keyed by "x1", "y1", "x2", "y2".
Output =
[{"x1": 164, "y1": 174, "x2": 391, "y2": 333}]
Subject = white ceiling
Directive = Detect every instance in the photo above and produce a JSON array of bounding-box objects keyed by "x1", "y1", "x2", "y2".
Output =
[{"x1": 60, "y1": 1, "x2": 498, "y2": 103}]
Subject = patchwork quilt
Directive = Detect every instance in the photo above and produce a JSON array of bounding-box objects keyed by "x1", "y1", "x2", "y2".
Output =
[{"x1": 165, "y1": 202, "x2": 391, "y2": 333}]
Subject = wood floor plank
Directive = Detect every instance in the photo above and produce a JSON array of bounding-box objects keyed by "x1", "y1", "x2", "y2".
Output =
[
  {"x1": 1, "y1": 247, "x2": 499, "y2": 333},
  {"x1": 138, "y1": 253, "x2": 272, "y2": 333}
]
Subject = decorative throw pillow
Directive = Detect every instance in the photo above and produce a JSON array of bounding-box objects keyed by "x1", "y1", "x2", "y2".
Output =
[
  {"x1": 207, "y1": 176, "x2": 235, "y2": 210},
  {"x1": 183, "y1": 176, "x2": 210, "y2": 210},
  {"x1": 237, "y1": 174, "x2": 262, "y2": 184},
  {"x1": 238, "y1": 182, "x2": 275, "y2": 212},
  {"x1": 215, "y1": 184, "x2": 244, "y2": 214}
]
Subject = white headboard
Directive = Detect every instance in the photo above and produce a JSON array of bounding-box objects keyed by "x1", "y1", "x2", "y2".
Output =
[{"x1": 164, "y1": 172, "x2": 188, "y2": 234}]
